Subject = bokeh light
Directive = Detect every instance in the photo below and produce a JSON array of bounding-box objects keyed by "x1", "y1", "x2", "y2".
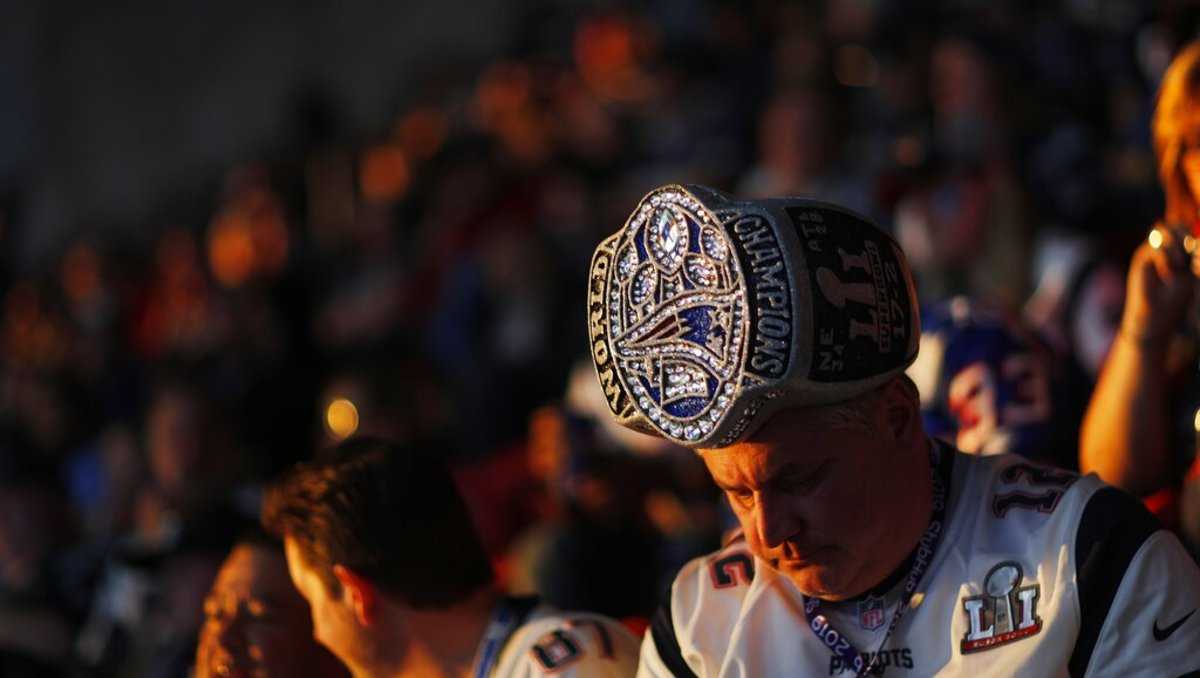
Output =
[{"x1": 325, "y1": 398, "x2": 360, "y2": 440}]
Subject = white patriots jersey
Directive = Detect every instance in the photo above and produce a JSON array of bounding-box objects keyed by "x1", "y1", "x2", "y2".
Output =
[
  {"x1": 638, "y1": 446, "x2": 1200, "y2": 677},
  {"x1": 487, "y1": 603, "x2": 640, "y2": 677}
]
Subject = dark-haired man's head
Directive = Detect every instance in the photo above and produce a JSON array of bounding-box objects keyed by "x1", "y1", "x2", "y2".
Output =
[{"x1": 261, "y1": 437, "x2": 493, "y2": 672}]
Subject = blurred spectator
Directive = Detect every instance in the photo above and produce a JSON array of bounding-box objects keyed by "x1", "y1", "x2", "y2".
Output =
[
  {"x1": 1080, "y1": 41, "x2": 1200, "y2": 547},
  {"x1": 505, "y1": 405, "x2": 661, "y2": 620},
  {"x1": 739, "y1": 86, "x2": 872, "y2": 216},
  {"x1": 894, "y1": 33, "x2": 1029, "y2": 311},
  {"x1": 137, "y1": 381, "x2": 242, "y2": 545},
  {"x1": 503, "y1": 365, "x2": 721, "y2": 622},
  {"x1": 908, "y1": 297, "x2": 1072, "y2": 469},
  {"x1": 73, "y1": 379, "x2": 252, "y2": 677},
  {"x1": 66, "y1": 424, "x2": 144, "y2": 544},
  {"x1": 131, "y1": 228, "x2": 232, "y2": 361},
  {"x1": 0, "y1": 478, "x2": 75, "y2": 677}
]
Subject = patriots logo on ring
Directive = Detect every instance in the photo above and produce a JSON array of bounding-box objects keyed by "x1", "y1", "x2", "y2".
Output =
[{"x1": 605, "y1": 189, "x2": 749, "y2": 443}]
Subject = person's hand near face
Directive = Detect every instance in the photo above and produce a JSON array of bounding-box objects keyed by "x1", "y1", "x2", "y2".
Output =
[{"x1": 1121, "y1": 225, "x2": 1196, "y2": 349}]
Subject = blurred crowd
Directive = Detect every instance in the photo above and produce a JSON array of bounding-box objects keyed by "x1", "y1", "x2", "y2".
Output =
[{"x1": 1, "y1": 1, "x2": 1199, "y2": 675}]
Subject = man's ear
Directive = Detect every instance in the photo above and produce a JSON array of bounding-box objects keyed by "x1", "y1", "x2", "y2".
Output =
[
  {"x1": 882, "y1": 376, "x2": 921, "y2": 443},
  {"x1": 333, "y1": 564, "x2": 379, "y2": 627}
]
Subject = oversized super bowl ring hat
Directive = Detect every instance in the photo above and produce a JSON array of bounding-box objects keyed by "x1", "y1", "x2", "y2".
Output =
[{"x1": 587, "y1": 184, "x2": 920, "y2": 448}]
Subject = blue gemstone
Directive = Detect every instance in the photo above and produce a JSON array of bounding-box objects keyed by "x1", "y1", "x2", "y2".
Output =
[
  {"x1": 687, "y1": 216, "x2": 701, "y2": 253},
  {"x1": 666, "y1": 397, "x2": 706, "y2": 418},
  {"x1": 678, "y1": 306, "x2": 714, "y2": 346},
  {"x1": 634, "y1": 224, "x2": 648, "y2": 261},
  {"x1": 644, "y1": 380, "x2": 661, "y2": 404}
]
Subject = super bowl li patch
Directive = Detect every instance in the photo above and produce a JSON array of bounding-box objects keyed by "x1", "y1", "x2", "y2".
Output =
[{"x1": 961, "y1": 561, "x2": 1042, "y2": 653}]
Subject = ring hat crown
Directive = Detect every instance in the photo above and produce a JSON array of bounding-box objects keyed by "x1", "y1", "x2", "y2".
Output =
[{"x1": 586, "y1": 184, "x2": 920, "y2": 448}]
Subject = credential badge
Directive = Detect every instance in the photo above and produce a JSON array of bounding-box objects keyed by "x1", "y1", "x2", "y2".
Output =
[{"x1": 960, "y1": 561, "x2": 1042, "y2": 654}]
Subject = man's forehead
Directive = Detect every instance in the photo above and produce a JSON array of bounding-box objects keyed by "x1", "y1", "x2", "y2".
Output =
[
  {"x1": 700, "y1": 437, "x2": 822, "y2": 481},
  {"x1": 220, "y1": 544, "x2": 291, "y2": 594}
]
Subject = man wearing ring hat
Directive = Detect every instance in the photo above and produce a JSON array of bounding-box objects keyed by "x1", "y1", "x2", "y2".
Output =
[{"x1": 587, "y1": 185, "x2": 1200, "y2": 677}]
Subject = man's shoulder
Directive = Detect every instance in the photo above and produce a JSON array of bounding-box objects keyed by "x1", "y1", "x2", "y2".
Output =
[
  {"x1": 662, "y1": 532, "x2": 786, "y2": 651},
  {"x1": 494, "y1": 605, "x2": 639, "y2": 677},
  {"x1": 644, "y1": 535, "x2": 784, "y2": 678}
]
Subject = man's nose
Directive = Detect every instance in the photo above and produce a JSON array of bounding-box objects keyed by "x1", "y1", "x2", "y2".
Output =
[
  {"x1": 213, "y1": 614, "x2": 248, "y2": 654},
  {"x1": 755, "y1": 491, "x2": 802, "y2": 548}
]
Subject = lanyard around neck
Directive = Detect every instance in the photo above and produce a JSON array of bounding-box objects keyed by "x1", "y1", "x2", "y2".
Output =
[{"x1": 802, "y1": 445, "x2": 951, "y2": 677}]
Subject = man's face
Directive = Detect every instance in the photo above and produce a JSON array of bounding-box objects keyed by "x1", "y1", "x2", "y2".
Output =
[
  {"x1": 196, "y1": 544, "x2": 345, "y2": 678},
  {"x1": 700, "y1": 396, "x2": 912, "y2": 601},
  {"x1": 283, "y1": 537, "x2": 370, "y2": 672},
  {"x1": 1182, "y1": 135, "x2": 1200, "y2": 208}
]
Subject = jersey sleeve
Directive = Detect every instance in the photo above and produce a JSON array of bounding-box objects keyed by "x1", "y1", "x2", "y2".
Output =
[
  {"x1": 1071, "y1": 487, "x2": 1200, "y2": 677},
  {"x1": 504, "y1": 615, "x2": 641, "y2": 678},
  {"x1": 636, "y1": 581, "x2": 699, "y2": 678},
  {"x1": 636, "y1": 627, "x2": 676, "y2": 678},
  {"x1": 635, "y1": 541, "x2": 760, "y2": 678}
]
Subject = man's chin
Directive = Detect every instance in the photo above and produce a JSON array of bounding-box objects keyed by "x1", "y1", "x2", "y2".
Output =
[{"x1": 775, "y1": 560, "x2": 852, "y2": 601}]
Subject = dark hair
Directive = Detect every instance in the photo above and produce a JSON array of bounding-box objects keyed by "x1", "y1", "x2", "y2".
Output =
[
  {"x1": 261, "y1": 436, "x2": 493, "y2": 608},
  {"x1": 232, "y1": 523, "x2": 284, "y2": 551}
]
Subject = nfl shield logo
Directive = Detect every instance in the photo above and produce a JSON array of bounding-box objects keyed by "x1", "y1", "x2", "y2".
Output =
[{"x1": 858, "y1": 595, "x2": 886, "y2": 631}]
